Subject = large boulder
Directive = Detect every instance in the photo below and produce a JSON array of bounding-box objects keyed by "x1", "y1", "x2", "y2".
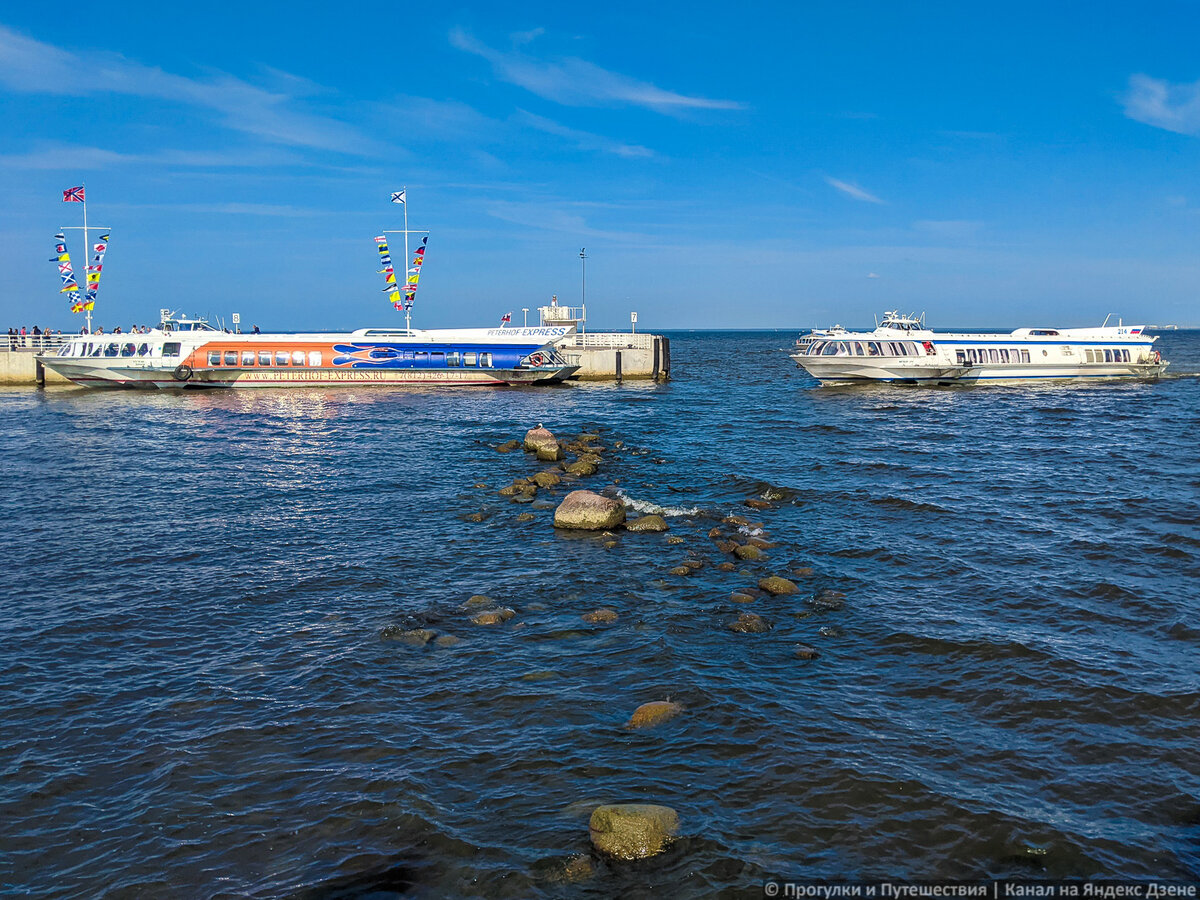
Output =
[
  {"x1": 554, "y1": 491, "x2": 626, "y2": 530},
  {"x1": 524, "y1": 426, "x2": 563, "y2": 461},
  {"x1": 625, "y1": 514, "x2": 669, "y2": 533},
  {"x1": 588, "y1": 804, "x2": 679, "y2": 860}
]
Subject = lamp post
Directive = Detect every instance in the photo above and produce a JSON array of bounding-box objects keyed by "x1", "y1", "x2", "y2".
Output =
[{"x1": 522, "y1": 307, "x2": 529, "y2": 327}]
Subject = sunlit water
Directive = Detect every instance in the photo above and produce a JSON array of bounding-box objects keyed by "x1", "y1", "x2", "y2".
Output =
[{"x1": 1, "y1": 331, "x2": 1197, "y2": 897}]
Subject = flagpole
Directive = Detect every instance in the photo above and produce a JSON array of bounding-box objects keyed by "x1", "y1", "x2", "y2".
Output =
[
  {"x1": 403, "y1": 187, "x2": 411, "y2": 333},
  {"x1": 82, "y1": 183, "x2": 91, "y2": 334}
]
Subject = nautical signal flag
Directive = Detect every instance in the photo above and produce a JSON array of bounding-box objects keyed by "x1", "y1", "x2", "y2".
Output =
[
  {"x1": 391, "y1": 190, "x2": 406, "y2": 204},
  {"x1": 63, "y1": 186, "x2": 85, "y2": 202},
  {"x1": 500, "y1": 312, "x2": 512, "y2": 325}
]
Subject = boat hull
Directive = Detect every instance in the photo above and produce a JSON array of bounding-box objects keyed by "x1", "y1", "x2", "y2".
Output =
[
  {"x1": 793, "y1": 355, "x2": 1169, "y2": 385},
  {"x1": 41, "y1": 358, "x2": 578, "y2": 389}
]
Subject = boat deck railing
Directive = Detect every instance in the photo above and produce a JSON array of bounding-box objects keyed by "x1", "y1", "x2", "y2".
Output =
[{"x1": 560, "y1": 331, "x2": 655, "y2": 351}]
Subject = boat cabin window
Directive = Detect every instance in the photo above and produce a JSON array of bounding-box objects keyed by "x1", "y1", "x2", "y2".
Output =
[
  {"x1": 447, "y1": 352, "x2": 461, "y2": 367},
  {"x1": 1122, "y1": 349, "x2": 1130, "y2": 362},
  {"x1": 479, "y1": 352, "x2": 493, "y2": 367},
  {"x1": 121, "y1": 343, "x2": 135, "y2": 357},
  {"x1": 104, "y1": 343, "x2": 119, "y2": 357},
  {"x1": 276, "y1": 351, "x2": 289, "y2": 366},
  {"x1": 292, "y1": 350, "x2": 305, "y2": 366},
  {"x1": 808, "y1": 341, "x2": 826, "y2": 355},
  {"x1": 464, "y1": 351, "x2": 478, "y2": 366},
  {"x1": 242, "y1": 350, "x2": 255, "y2": 366},
  {"x1": 431, "y1": 352, "x2": 444, "y2": 365},
  {"x1": 415, "y1": 351, "x2": 429, "y2": 364},
  {"x1": 308, "y1": 351, "x2": 322, "y2": 366},
  {"x1": 224, "y1": 351, "x2": 238, "y2": 366},
  {"x1": 1030, "y1": 329, "x2": 1059, "y2": 336},
  {"x1": 163, "y1": 342, "x2": 181, "y2": 357},
  {"x1": 208, "y1": 351, "x2": 220, "y2": 366},
  {"x1": 259, "y1": 350, "x2": 272, "y2": 366}
]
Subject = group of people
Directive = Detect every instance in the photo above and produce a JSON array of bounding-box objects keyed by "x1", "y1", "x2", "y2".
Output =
[
  {"x1": 78, "y1": 325, "x2": 155, "y2": 335},
  {"x1": 7, "y1": 326, "x2": 63, "y2": 349}
]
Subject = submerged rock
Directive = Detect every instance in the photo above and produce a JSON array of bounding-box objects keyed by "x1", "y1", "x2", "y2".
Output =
[
  {"x1": 533, "y1": 470, "x2": 562, "y2": 488},
  {"x1": 434, "y1": 634, "x2": 461, "y2": 648},
  {"x1": 588, "y1": 804, "x2": 679, "y2": 860},
  {"x1": 582, "y1": 607, "x2": 618, "y2": 624},
  {"x1": 730, "y1": 591, "x2": 756, "y2": 603},
  {"x1": 794, "y1": 643, "x2": 820, "y2": 660},
  {"x1": 668, "y1": 565, "x2": 692, "y2": 576},
  {"x1": 626, "y1": 700, "x2": 684, "y2": 729},
  {"x1": 728, "y1": 612, "x2": 771, "y2": 634},
  {"x1": 723, "y1": 515, "x2": 751, "y2": 527},
  {"x1": 761, "y1": 486, "x2": 790, "y2": 501},
  {"x1": 716, "y1": 562, "x2": 737, "y2": 573},
  {"x1": 681, "y1": 559, "x2": 703, "y2": 570},
  {"x1": 624, "y1": 514, "x2": 669, "y2": 533},
  {"x1": 496, "y1": 439, "x2": 521, "y2": 453},
  {"x1": 498, "y1": 483, "x2": 522, "y2": 497},
  {"x1": 811, "y1": 589, "x2": 847, "y2": 610},
  {"x1": 554, "y1": 490, "x2": 626, "y2": 530},
  {"x1": 792, "y1": 567, "x2": 815, "y2": 577},
  {"x1": 747, "y1": 537, "x2": 776, "y2": 549},
  {"x1": 666, "y1": 535, "x2": 685, "y2": 545},
  {"x1": 465, "y1": 595, "x2": 494, "y2": 608},
  {"x1": 758, "y1": 576, "x2": 799, "y2": 595},
  {"x1": 707, "y1": 527, "x2": 724, "y2": 539},
  {"x1": 471, "y1": 607, "x2": 516, "y2": 626},
  {"x1": 516, "y1": 512, "x2": 536, "y2": 522},
  {"x1": 381, "y1": 626, "x2": 436, "y2": 646},
  {"x1": 716, "y1": 540, "x2": 739, "y2": 554},
  {"x1": 744, "y1": 498, "x2": 774, "y2": 510},
  {"x1": 465, "y1": 512, "x2": 485, "y2": 523},
  {"x1": 733, "y1": 544, "x2": 762, "y2": 560}
]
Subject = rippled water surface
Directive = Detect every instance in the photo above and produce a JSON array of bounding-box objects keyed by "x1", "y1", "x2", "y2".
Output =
[{"x1": 2, "y1": 331, "x2": 1198, "y2": 897}]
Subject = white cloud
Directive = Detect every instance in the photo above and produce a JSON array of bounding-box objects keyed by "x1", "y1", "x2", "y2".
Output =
[
  {"x1": 510, "y1": 27, "x2": 545, "y2": 46},
  {"x1": 0, "y1": 24, "x2": 370, "y2": 154},
  {"x1": 867, "y1": 272, "x2": 880, "y2": 278},
  {"x1": 450, "y1": 28, "x2": 744, "y2": 114},
  {"x1": 1122, "y1": 73, "x2": 1200, "y2": 135},
  {"x1": 825, "y1": 177, "x2": 885, "y2": 204},
  {"x1": 514, "y1": 110, "x2": 653, "y2": 158}
]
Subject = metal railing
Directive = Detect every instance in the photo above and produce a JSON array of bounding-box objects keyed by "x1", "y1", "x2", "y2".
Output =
[
  {"x1": 560, "y1": 331, "x2": 654, "y2": 350},
  {"x1": 3, "y1": 334, "x2": 72, "y2": 352}
]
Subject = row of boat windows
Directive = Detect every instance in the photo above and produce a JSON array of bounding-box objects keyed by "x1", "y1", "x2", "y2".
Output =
[
  {"x1": 205, "y1": 350, "x2": 497, "y2": 367},
  {"x1": 1084, "y1": 348, "x2": 1132, "y2": 363},
  {"x1": 807, "y1": 340, "x2": 929, "y2": 357},
  {"x1": 67, "y1": 341, "x2": 182, "y2": 358},
  {"x1": 954, "y1": 348, "x2": 1033, "y2": 364}
]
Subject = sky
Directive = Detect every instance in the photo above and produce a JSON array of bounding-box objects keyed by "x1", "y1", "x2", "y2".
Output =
[{"x1": 1, "y1": 3, "x2": 1199, "y2": 331}]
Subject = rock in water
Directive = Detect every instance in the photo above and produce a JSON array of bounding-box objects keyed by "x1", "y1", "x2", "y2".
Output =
[
  {"x1": 668, "y1": 565, "x2": 692, "y2": 576},
  {"x1": 624, "y1": 514, "x2": 669, "y2": 533},
  {"x1": 811, "y1": 589, "x2": 847, "y2": 610},
  {"x1": 563, "y1": 459, "x2": 598, "y2": 476},
  {"x1": 553, "y1": 490, "x2": 626, "y2": 530},
  {"x1": 728, "y1": 612, "x2": 770, "y2": 634},
  {"x1": 496, "y1": 439, "x2": 521, "y2": 453},
  {"x1": 733, "y1": 544, "x2": 762, "y2": 560},
  {"x1": 524, "y1": 426, "x2": 556, "y2": 452},
  {"x1": 533, "y1": 470, "x2": 562, "y2": 488},
  {"x1": 381, "y1": 626, "x2": 436, "y2": 646},
  {"x1": 471, "y1": 607, "x2": 515, "y2": 625},
  {"x1": 759, "y1": 576, "x2": 799, "y2": 595},
  {"x1": 794, "y1": 643, "x2": 820, "y2": 660},
  {"x1": 666, "y1": 536, "x2": 685, "y2": 545},
  {"x1": 465, "y1": 595, "x2": 493, "y2": 608},
  {"x1": 745, "y1": 498, "x2": 773, "y2": 510},
  {"x1": 588, "y1": 804, "x2": 679, "y2": 860},
  {"x1": 626, "y1": 700, "x2": 684, "y2": 729},
  {"x1": 582, "y1": 608, "x2": 618, "y2": 624},
  {"x1": 435, "y1": 634, "x2": 461, "y2": 648},
  {"x1": 716, "y1": 562, "x2": 737, "y2": 572}
]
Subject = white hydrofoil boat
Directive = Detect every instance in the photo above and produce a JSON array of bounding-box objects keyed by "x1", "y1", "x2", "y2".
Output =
[{"x1": 790, "y1": 311, "x2": 1168, "y2": 385}]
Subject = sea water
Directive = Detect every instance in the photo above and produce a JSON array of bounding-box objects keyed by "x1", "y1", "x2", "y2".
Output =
[{"x1": 1, "y1": 331, "x2": 1197, "y2": 896}]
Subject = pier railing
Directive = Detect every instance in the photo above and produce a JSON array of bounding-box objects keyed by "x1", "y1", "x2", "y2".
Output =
[
  {"x1": 561, "y1": 332, "x2": 655, "y2": 350},
  {"x1": 3, "y1": 334, "x2": 71, "y2": 353}
]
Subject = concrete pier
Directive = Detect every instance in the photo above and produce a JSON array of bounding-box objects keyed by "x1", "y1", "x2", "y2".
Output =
[
  {"x1": 0, "y1": 348, "x2": 69, "y2": 385},
  {"x1": 556, "y1": 332, "x2": 670, "y2": 381}
]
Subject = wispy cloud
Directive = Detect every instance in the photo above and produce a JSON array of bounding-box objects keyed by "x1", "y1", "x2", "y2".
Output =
[
  {"x1": 450, "y1": 28, "x2": 744, "y2": 115},
  {"x1": 1122, "y1": 73, "x2": 1200, "y2": 135},
  {"x1": 510, "y1": 27, "x2": 545, "y2": 46},
  {"x1": 0, "y1": 142, "x2": 306, "y2": 170},
  {"x1": 0, "y1": 24, "x2": 370, "y2": 154},
  {"x1": 514, "y1": 110, "x2": 653, "y2": 158},
  {"x1": 825, "y1": 177, "x2": 885, "y2": 204}
]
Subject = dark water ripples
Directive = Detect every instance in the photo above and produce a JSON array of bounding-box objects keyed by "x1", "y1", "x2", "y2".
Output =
[{"x1": 1, "y1": 331, "x2": 1199, "y2": 895}]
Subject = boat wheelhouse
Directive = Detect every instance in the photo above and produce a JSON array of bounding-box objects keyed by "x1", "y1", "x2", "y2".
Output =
[
  {"x1": 41, "y1": 311, "x2": 579, "y2": 389},
  {"x1": 790, "y1": 310, "x2": 1168, "y2": 385}
]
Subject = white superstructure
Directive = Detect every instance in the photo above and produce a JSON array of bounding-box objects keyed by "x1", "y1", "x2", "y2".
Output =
[{"x1": 790, "y1": 311, "x2": 1168, "y2": 385}]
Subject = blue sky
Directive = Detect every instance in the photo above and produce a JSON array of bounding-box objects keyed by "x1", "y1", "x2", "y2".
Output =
[{"x1": 1, "y1": 3, "x2": 1198, "y2": 331}]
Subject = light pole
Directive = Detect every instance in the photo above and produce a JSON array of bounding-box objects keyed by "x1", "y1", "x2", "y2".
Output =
[
  {"x1": 521, "y1": 307, "x2": 529, "y2": 327},
  {"x1": 579, "y1": 247, "x2": 587, "y2": 308}
]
